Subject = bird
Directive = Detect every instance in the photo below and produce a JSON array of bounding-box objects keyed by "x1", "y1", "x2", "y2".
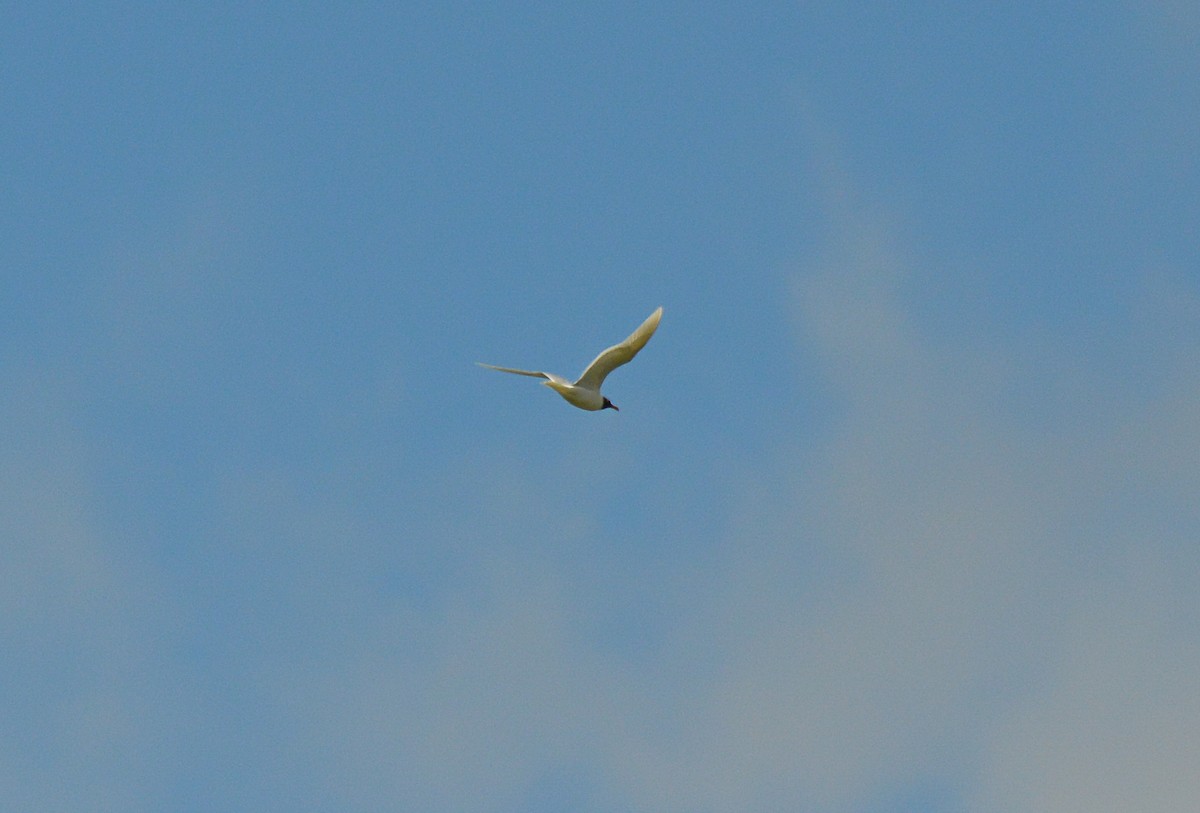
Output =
[{"x1": 477, "y1": 306, "x2": 663, "y2": 411}]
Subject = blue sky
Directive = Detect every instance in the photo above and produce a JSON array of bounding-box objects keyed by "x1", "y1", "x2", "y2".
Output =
[{"x1": 3, "y1": 3, "x2": 1198, "y2": 811}]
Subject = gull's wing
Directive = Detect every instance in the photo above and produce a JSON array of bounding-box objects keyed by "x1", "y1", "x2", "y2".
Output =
[
  {"x1": 476, "y1": 362, "x2": 550, "y2": 379},
  {"x1": 574, "y1": 306, "x2": 662, "y2": 390}
]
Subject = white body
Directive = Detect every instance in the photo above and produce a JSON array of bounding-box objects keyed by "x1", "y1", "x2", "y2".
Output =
[{"x1": 478, "y1": 306, "x2": 663, "y2": 411}]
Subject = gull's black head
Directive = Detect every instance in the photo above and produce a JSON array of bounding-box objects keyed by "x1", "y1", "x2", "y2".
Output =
[{"x1": 602, "y1": 397, "x2": 619, "y2": 411}]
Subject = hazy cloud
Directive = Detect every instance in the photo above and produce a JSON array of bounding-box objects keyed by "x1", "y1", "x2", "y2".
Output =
[{"x1": 261, "y1": 209, "x2": 1199, "y2": 811}]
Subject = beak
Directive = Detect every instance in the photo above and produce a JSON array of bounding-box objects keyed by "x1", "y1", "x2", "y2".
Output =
[{"x1": 610, "y1": 403, "x2": 619, "y2": 411}]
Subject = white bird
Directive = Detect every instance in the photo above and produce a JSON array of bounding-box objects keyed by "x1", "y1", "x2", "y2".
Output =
[{"x1": 477, "y1": 306, "x2": 663, "y2": 411}]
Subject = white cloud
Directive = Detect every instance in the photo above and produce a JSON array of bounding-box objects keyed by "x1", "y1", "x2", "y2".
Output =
[
  {"x1": 973, "y1": 557, "x2": 1200, "y2": 813},
  {"x1": 274, "y1": 547, "x2": 635, "y2": 811},
  {"x1": 0, "y1": 371, "x2": 187, "y2": 812}
]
